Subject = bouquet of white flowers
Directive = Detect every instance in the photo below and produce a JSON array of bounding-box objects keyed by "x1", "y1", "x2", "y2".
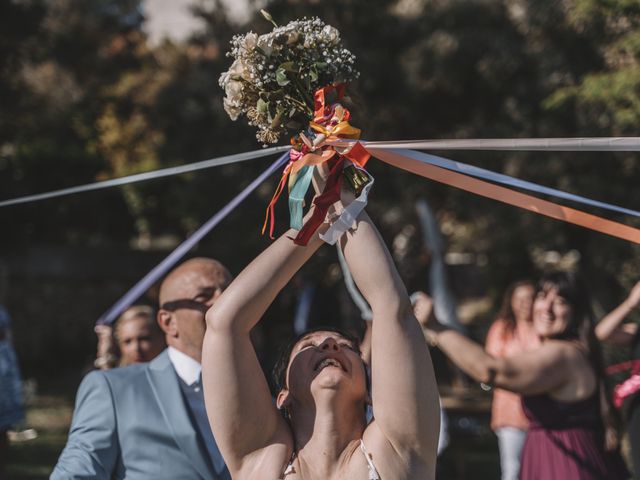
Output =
[
  {"x1": 219, "y1": 11, "x2": 360, "y2": 145},
  {"x1": 221, "y1": 12, "x2": 372, "y2": 246}
]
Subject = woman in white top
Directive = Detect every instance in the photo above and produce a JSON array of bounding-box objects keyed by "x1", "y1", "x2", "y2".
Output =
[{"x1": 202, "y1": 180, "x2": 440, "y2": 479}]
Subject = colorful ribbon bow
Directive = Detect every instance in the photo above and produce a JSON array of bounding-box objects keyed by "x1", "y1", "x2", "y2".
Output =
[{"x1": 262, "y1": 84, "x2": 371, "y2": 245}]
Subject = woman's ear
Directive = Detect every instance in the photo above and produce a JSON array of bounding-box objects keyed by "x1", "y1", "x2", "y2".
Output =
[{"x1": 276, "y1": 389, "x2": 291, "y2": 410}]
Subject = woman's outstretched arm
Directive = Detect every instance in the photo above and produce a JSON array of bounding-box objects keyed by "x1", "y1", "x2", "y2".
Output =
[
  {"x1": 202, "y1": 217, "x2": 327, "y2": 475},
  {"x1": 594, "y1": 281, "x2": 640, "y2": 345},
  {"x1": 426, "y1": 325, "x2": 583, "y2": 396},
  {"x1": 338, "y1": 211, "x2": 440, "y2": 467}
]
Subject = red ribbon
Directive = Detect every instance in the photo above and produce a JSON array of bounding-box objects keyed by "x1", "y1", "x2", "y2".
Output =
[
  {"x1": 293, "y1": 156, "x2": 345, "y2": 246},
  {"x1": 314, "y1": 84, "x2": 347, "y2": 123},
  {"x1": 606, "y1": 359, "x2": 640, "y2": 375}
]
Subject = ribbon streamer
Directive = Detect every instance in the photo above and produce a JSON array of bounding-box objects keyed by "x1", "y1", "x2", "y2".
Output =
[
  {"x1": 263, "y1": 85, "x2": 371, "y2": 241},
  {"x1": 368, "y1": 148, "x2": 640, "y2": 245},
  {"x1": 96, "y1": 153, "x2": 289, "y2": 326},
  {"x1": 336, "y1": 244, "x2": 372, "y2": 321},
  {"x1": 288, "y1": 165, "x2": 316, "y2": 230},
  {"x1": 387, "y1": 149, "x2": 640, "y2": 218},
  {"x1": 4, "y1": 137, "x2": 638, "y2": 210},
  {"x1": 333, "y1": 137, "x2": 640, "y2": 151},
  {"x1": 0, "y1": 146, "x2": 290, "y2": 208},
  {"x1": 293, "y1": 156, "x2": 345, "y2": 246},
  {"x1": 320, "y1": 167, "x2": 374, "y2": 245}
]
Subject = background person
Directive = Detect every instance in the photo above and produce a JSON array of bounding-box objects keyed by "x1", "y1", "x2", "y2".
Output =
[
  {"x1": 52, "y1": 257, "x2": 232, "y2": 480},
  {"x1": 423, "y1": 272, "x2": 628, "y2": 480},
  {"x1": 0, "y1": 304, "x2": 25, "y2": 480},
  {"x1": 595, "y1": 280, "x2": 640, "y2": 476},
  {"x1": 484, "y1": 280, "x2": 538, "y2": 480},
  {"x1": 94, "y1": 305, "x2": 166, "y2": 370}
]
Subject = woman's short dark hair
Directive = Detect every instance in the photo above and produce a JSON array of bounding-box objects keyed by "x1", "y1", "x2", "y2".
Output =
[{"x1": 272, "y1": 326, "x2": 362, "y2": 393}]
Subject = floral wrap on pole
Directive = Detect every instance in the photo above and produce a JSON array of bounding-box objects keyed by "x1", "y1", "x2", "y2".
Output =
[{"x1": 219, "y1": 12, "x2": 372, "y2": 245}]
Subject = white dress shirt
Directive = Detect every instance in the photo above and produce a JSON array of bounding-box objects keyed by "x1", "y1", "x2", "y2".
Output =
[{"x1": 167, "y1": 346, "x2": 202, "y2": 388}]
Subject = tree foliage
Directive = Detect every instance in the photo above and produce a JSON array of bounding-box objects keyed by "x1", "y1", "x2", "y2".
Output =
[{"x1": 0, "y1": 0, "x2": 638, "y2": 345}]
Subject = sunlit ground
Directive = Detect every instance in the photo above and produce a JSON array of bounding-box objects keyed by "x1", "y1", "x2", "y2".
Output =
[{"x1": 7, "y1": 393, "x2": 73, "y2": 479}]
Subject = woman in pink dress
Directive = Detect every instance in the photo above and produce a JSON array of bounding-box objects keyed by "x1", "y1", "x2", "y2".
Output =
[{"x1": 485, "y1": 280, "x2": 539, "y2": 480}]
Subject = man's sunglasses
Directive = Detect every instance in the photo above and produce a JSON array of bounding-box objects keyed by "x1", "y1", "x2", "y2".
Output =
[{"x1": 160, "y1": 299, "x2": 209, "y2": 313}]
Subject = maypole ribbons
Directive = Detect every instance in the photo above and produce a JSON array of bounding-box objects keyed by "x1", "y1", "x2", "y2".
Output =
[
  {"x1": 369, "y1": 148, "x2": 640, "y2": 244},
  {"x1": 218, "y1": 12, "x2": 639, "y2": 246}
]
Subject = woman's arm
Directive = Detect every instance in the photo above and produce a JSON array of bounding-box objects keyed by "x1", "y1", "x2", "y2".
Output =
[
  {"x1": 339, "y1": 213, "x2": 440, "y2": 463},
  {"x1": 202, "y1": 216, "x2": 327, "y2": 473},
  {"x1": 427, "y1": 326, "x2": 577, "y2": 395},
  {"x1": 594, "y1": 281, "x2": 640, "y2": 345}
]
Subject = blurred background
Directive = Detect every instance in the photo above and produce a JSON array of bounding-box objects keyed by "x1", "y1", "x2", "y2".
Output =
[{"x1": 0, "y1": 0, "x2": 638, "y2": 477}]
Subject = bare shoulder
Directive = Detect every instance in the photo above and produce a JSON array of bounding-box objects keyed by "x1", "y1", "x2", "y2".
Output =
[
  {"x1": 361, "y1": 421, "x2": 436, "y2": 480},
  {"x1": 233, "y1": 426, "x2": 293, "y2": 480}
]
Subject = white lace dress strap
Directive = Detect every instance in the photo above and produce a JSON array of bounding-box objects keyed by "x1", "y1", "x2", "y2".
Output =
[
  {"x1": 282, "y1": 441, "x2": 381, "y2": 479},
  {"x1": 359, "y1": 439, "x2": 381, "y2": 480}
]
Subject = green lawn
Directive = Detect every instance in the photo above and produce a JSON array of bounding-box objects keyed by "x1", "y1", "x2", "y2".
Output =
[{"x1": 7, "y1": 395, "x2": 72, "y2": 480}]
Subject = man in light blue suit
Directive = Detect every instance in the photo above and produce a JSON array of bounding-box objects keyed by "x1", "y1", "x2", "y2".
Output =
[{"x1": 52, "y1": 258, "x2": 232, "y2": 480}]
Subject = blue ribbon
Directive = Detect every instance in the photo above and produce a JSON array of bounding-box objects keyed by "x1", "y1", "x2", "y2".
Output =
[
  {"x1": 96, "y1": 153, "x2": 289, "y2": 326},
  {"x1": 288, "y1": 165, "x2": 316, "y2": 230}
]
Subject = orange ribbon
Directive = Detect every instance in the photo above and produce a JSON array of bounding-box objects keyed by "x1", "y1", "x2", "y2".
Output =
[{"x1": 368, "y1": 148, "x2": 640, "y2": 244}]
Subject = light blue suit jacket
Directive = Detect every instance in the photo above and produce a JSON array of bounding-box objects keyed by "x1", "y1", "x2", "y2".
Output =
[{"x1": 51, "y1": 350, "x2": 229, "y2": 479}]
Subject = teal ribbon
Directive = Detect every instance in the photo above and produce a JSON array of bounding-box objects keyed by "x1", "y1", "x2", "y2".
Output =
[{"x1": 288, "y1": 165, "x2": 316, "y2": 230}]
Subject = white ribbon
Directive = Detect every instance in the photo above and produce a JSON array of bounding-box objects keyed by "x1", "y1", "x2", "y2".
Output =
[
  {"x1": 0, "y1": 145, "x2": 290, "y2": 208},
  {"x1": 319, "y1": 168, "x2": 374, "y2": 245},
  {"x1": 331, "y1": 137, "x2": 640, "y2": 151}
]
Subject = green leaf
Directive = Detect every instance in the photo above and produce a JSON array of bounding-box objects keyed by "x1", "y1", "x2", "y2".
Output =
[
  {"x1": 257, "y1": 98, "x2": 268, "y2": 114},
  {"x1": 279, "y1": 61, "x2": 298, "y2": 72},
  {"x1": 276, "y1": 68, "x2": 290, "y2": 86}
]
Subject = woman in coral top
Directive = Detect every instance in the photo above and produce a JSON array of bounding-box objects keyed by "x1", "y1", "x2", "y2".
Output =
[{"x1": 485, "y1": 280, "x2": 539, "y2": 480}]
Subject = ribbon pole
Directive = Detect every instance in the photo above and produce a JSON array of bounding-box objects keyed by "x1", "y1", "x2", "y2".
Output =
[{"x1": 96, "y1": 152, "x2": 289, "y2": 326}]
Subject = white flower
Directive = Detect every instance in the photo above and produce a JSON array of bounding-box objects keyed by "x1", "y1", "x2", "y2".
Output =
[
  {"x1": 223, "y1": 97, "x2": 242, "y2": 121},
  {"x1": 287, "y1": 31, "x2": 300, "y2": 45},
  {"x1": 227, "y1": 59, "x2": 252, "y2": 81},
  {"x1": 243, "y1": 32, "x2": 258, "y2": 51},
  {"x1": 218, "y1": 70, "x2": 230, "y2": 88},
  {"x1": 257, "y1": 35, "x2": 274, "y2": 56},
  {"x1": 321, "y1": 25, "x2": 340, "y2": 44},
  {"x1": 225, "y1": 79, "x2": 243, "y2": 100}
]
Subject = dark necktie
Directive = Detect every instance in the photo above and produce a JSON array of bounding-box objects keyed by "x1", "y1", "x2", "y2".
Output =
[{"x1": 178, "y1": 375, "x2": 229, "y2": 479}]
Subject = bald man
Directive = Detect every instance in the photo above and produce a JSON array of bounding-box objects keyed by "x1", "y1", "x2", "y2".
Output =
[{"x1": 52, "y1": 258, "x2": 232, "y2": 480}]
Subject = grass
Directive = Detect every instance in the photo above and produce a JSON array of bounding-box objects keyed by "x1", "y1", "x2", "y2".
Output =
[{"x1": 7, "y1": 394, "x2": 72, "y2": 479}]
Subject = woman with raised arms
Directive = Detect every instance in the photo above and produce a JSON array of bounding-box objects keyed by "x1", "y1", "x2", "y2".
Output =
[{"x1": 202, "y1": 181, "x2": 440, "y2": 479}]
